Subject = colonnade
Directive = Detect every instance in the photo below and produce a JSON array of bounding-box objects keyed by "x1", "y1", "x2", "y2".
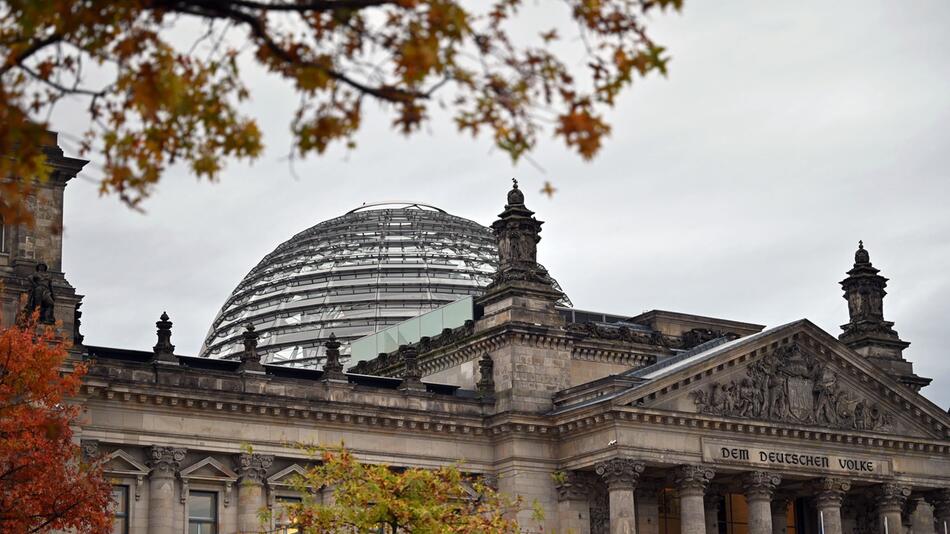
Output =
[
  {"x1": 556, "y1": 458, "x2": 950, "y2": 534},
  {"x1": 145, "y1": 446, "x2": 272, "y2": 534}
]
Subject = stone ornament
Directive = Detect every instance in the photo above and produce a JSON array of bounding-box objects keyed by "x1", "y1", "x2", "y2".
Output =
[
  {"x1": 673, "y1": 465, "x2": 715, "y2": 496},
  {"x1": 322, "y1": 332, "x2": 345, "y2": 380},
  {"x1": 147, "y1": 446, "x2": 186, "y2": 476},
  {"x1": 152, "y1": 312, "x2": 177, "y2": 362},
  {"x1": 742, "y1": 471, "x2": 782, "y2": 500},
  {"x1": 814, "y1": 478, "x2": 852, "y2": 508},
  {"x1": 80, "y1": 439, "x2": 100, "y2": 461},
  {"x1": 239, "y1": 323, "x2": 264, "y2": 373},
  {"x1": 555, "y1": 471, "x2": 593, "y2": 502},
  {"x1": 25, "y1": 262, "x2": 56, "y2": 324},
  {"x1": 691, "y1": 343, "x2": 892, "y2": 431},
  {"x1": 594, "y1": 457, "x2": 645, "y2": 490},
  {"x1": 397, "y1": 345, "x2": 425, "y2": 391},
  {"x1": 235, "y1": 453, "x2": 274, "y2": 484},
  {"x1": 876, "y1": 483, "x2": 912, "y2": 512}
]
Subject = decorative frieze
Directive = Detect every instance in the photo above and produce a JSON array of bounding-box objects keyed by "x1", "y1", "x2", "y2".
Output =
[
  {"x1": 674, "y1": 465, "x2": 715, "y2": 496},
  {"x1": 147, "y1": 446, "x2": 186, "y2": 478},
  {"x1": 692, "y1": 343, "x2": 892, "y2": 432},
  {"x1": 742, "y1": 471, "x2": 781, "y2": 501},
  {"x1": 594, "y1": 457, "x2": 644, "y2": 490}
]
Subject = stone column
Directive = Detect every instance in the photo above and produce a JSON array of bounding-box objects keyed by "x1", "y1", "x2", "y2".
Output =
[
  {"x1": 910, "y1": 497, "x2": 936, "y2": 534},
  {"x1": 675, "y1": 465, "x2": 715, "y2": 534},
  {"x1": 596, "y1": 458, "x2": 645, "y2": 534},
  {"x1": 705, "y1": 492, "x2": 724, "y2": 534},
  {"x1": 556, "y1": 471, "x2": 593, "y2": 534},
  {"x1": 876, "y1": 483, "x2": 911, "y2": 534},
  {"x1": 146, "y1": 446, "x2": 186, "y2": 534},
  {"x1": 235, "y1": 452, "x2": 274, "y2": 534},
  {"x1": 814, "y1": 479, "x2": 851, "y2": 534},
  {"x1": 928, "y1": 490, "x2": 950, "y2": 534},
  {"x1": 771, "y1": 495, "x2": 791, "y2": 534},
  {"x1": 743, "y1": 472, "x2": 782, "y2": 534}
]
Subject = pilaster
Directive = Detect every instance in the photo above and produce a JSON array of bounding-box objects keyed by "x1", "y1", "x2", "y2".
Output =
[{"x1": 556, "y1": 471, "x2": 593, "y2": 534}]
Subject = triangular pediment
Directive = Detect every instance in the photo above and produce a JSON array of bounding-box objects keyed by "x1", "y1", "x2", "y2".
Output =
[
  {"x1": 180, "y1": 457, "x2": 238, "y2": 482},
  {"x1": 267, "y1": 464, "x2": 308, "y2": 488},
  {"x1": 103, "y1": 450, "x2": 149, "y2": 476},
  {"x1": 613, "y1": 320, "x2": 950, "y2": 440}
]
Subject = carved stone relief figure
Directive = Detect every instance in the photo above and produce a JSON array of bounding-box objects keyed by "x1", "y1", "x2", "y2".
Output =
[
  {"x1": 25, "y1": 262, "x2": 56, "y2": 323},
  {"x1": 691, "y1": 343, "x2": 892, "y2": 432}
]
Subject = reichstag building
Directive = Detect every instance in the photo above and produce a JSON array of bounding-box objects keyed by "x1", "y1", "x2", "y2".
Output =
[{"x1": 1, "y1": 134, "x2": 948, "y2": 534}]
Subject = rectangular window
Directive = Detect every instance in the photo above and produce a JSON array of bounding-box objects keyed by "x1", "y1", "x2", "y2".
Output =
[
  {"x1": 111, "y1": 485, "x2": 129, "y2": 534},
  {"x1": 0, "y1": 215, "x2": 6, "y2": 253},
  {"x1": 188, "y1": 491, "x2": 217, "y2": 534}
]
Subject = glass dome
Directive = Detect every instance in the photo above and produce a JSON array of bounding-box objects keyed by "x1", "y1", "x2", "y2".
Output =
[{"x1": 199, "y1": 202, "x2": 499, "y2": 367}]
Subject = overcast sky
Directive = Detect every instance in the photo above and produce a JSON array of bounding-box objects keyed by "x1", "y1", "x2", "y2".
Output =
[{"x1": 50, "y1": 1, "x2": 950, "y2": 408}]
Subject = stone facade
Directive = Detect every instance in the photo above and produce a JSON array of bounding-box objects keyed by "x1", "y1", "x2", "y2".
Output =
[{"x1": 5, "y1": 143, "x2": 949, "y2": 534}]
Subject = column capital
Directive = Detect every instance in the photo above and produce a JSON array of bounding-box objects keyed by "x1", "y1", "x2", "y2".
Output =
[
  {"x1": 674, "y1": 465, "x2": 715, "y2": 497},
  {"x1": 234, "y1": 452, "x2": 274, "y2": 485},
  {"x1": 875, "y1": 483, "x2": 911, "y2": 513},
  {"x1": 556, "y1": 471, "x2": 594, "y2": 502},
  {"x1": 814, "y1": 478, "x2": 851, "y2": 509},
  {"x1": 742, "y1": 471, "x2": 782, "y2": 501},
  {"x1": 594, "y1": 457, "x2": 645, "y2": 490},
  {"x1": 147, "y1": 445, "x2": 186, "y2": 478}
]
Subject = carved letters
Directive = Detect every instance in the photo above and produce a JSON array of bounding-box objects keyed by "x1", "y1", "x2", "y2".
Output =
[{"x1": 691, "y1": 344, "x2": 892, "y2": 431}]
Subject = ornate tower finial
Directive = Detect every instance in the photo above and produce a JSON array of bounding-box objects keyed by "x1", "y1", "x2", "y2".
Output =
[
  {"x1": 839, "y1": 242, "x2": 929, "y2": 390},
  {"x1": 855, "y1": 240, "x2": 870, "y2": 264},
  {"x1": 322, "y1": 332, "x2": 345, "y2": 381},
  {"x1": 238, "y1": 323, "x2": 264, "y2": 372},
  {"x1": 152, "y1": 311, "x2": 177, "y2": 363}
]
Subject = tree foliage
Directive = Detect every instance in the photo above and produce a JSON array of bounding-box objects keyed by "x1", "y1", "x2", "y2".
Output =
[
  {"x1": 263, "y1": 445, "x2": 523, "y2": 533},
  {"x1": 0, "y1": 310, "x2": 113, "y2": 533},
  {"x1": 0, "y1": 0, "x2": 682, "y2": 223}
]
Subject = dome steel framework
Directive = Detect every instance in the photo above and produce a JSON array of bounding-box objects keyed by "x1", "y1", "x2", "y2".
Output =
[{"x1": 200, "y1": 203, "x2": 499, "y2": 367}]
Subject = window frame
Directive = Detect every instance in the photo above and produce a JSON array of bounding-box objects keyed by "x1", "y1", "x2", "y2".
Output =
[
  {"x1": 187, "y1": 490, "x2": 218, "y2": 534},
  {"x1": 0, "y1": 214, "x2": 7, "y2": 254},
  {"x1": 111, "y1": 484, "x2": 130, "y2": 534}
]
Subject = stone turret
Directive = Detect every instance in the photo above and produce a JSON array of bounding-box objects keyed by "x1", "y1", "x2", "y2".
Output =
[
  {"x1": 839, "y1": 241, "x2": 930, "y2": 391},
  {"x1": 0, "y1": 131, "x2": 86, "y2": 345},
  {"x1": 478, "y1": 179, "x2": 565, "y2": 328},
  {"x1": 475, "y1": 180, "x2": 570, "y2": 412}
]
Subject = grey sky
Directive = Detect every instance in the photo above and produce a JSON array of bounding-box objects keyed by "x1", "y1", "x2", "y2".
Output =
[{"x1": 51, "y1": 1, "x2": 950, "y2": 407}]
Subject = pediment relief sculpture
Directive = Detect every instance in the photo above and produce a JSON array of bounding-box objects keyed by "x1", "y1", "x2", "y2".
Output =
[{"x1": 691, "y1": 344, "x2": 892, "y2": 432}]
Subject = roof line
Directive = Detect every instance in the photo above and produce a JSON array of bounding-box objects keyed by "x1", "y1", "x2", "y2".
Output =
[{"x1": 346, "y1": 201, "x2": 447, "y2": 214}]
